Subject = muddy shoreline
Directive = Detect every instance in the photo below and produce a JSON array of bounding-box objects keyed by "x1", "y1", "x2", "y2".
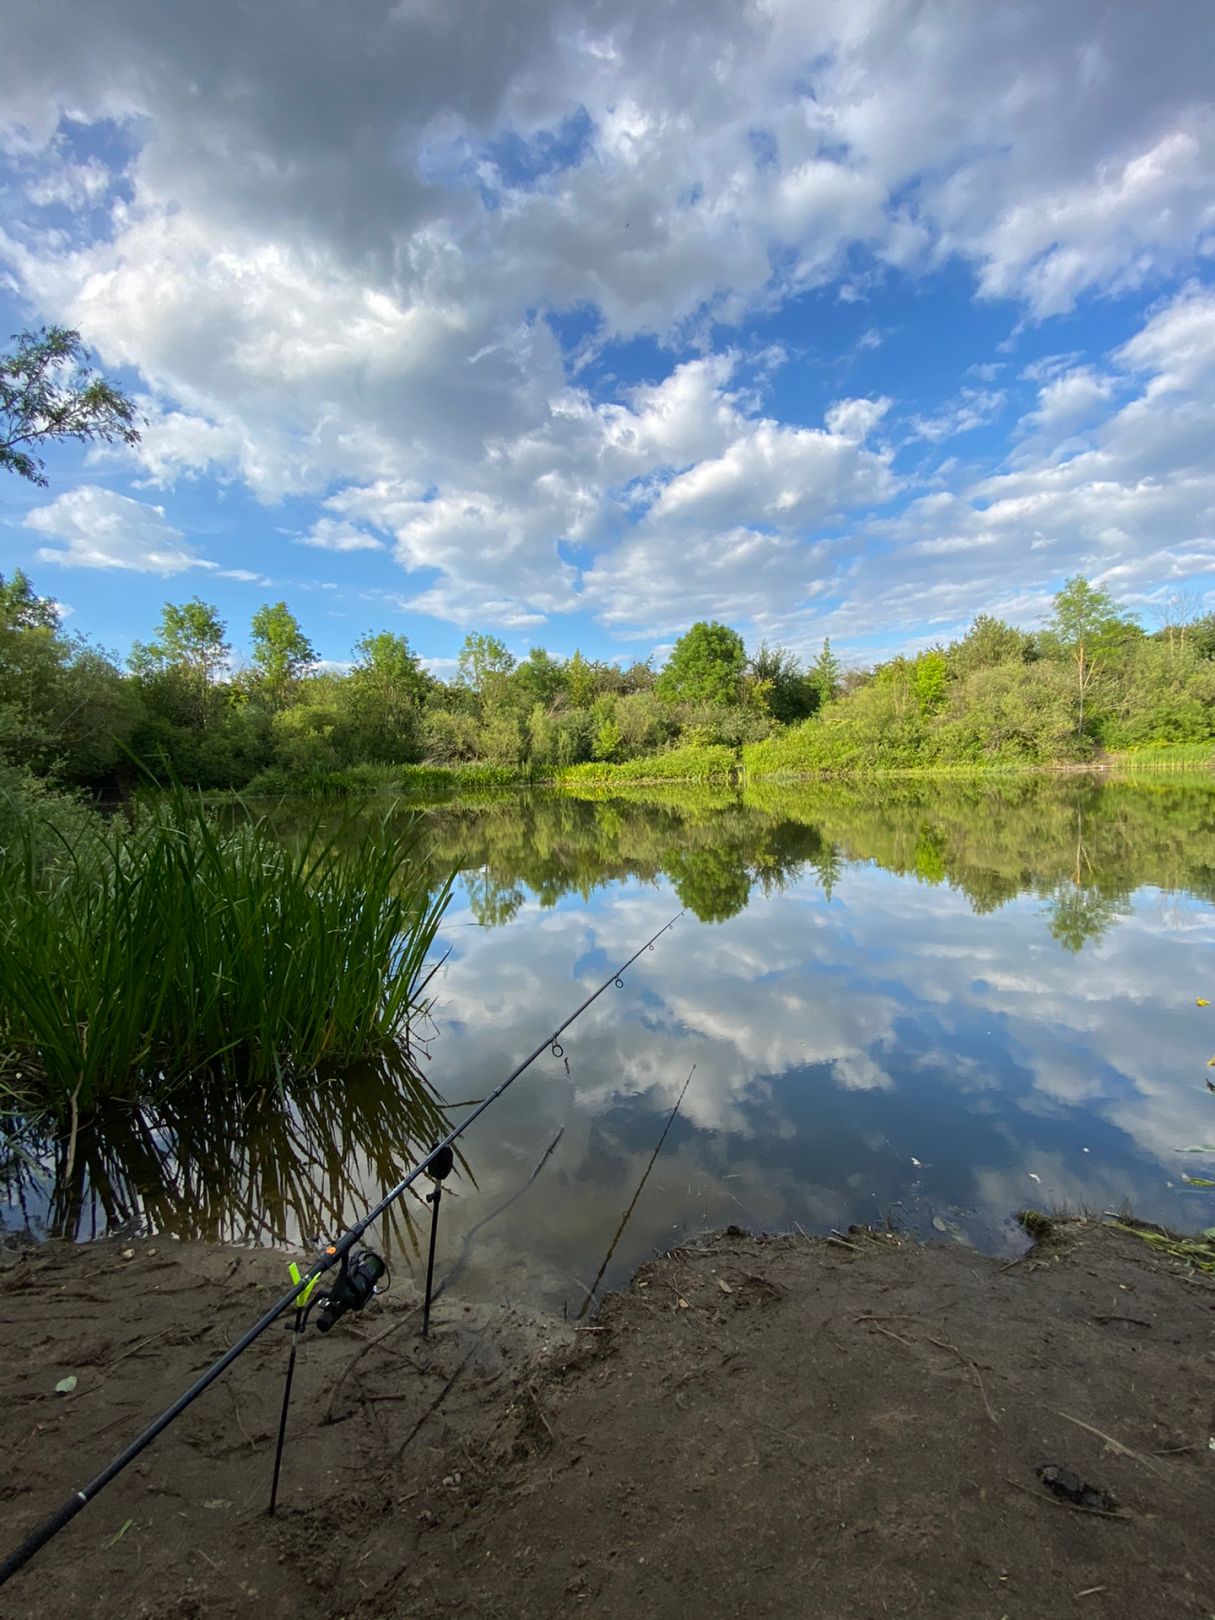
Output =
[{"x1": 1, "y1": 1222, "x2": 1212, "y2": 1619}]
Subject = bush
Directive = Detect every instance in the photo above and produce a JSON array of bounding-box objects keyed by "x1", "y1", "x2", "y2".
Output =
[
  {"x1": 554, "y1": 743, "x2": 736, "y2": 784},
  {"x1": 242, "y1": 761, "x2": 531, "y2": 798}
]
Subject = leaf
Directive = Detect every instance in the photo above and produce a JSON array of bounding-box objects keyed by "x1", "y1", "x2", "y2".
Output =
[
  {"x1": 54, "y1": 1375, "x2": 77, "y2": 1394},
  {"x1": 676, "y1": 1296, "x2": 690, "y2": 1309}
]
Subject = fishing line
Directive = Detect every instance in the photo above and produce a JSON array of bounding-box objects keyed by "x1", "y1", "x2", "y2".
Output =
[{"x1": 0, "y1": 905, "x2": 685, "y2": 1589}]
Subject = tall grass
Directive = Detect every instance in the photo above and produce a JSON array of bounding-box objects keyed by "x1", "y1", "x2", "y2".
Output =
[
  {"x1": 0, "y1": 789, "x2": 450, "y2": 1119},
  {"x1": 554, "y1": 743, "x2": 737, "y2": 785}
]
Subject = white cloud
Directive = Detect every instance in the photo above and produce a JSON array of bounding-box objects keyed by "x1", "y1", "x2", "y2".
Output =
[
  {"x1": 1018, "y1": 367, "x2": 1114, "y2": 439},
  {"x1": 25, "y1": 485, "x2": 211, "y2": 575},
  {"x1": 908, "y1": 388, "x2": 1006, "y2": 444},
  {"x1": 1, "y1": 2, "x2": 1214, "y2": 646},
  {"x1": 295, "y1": 518, "x2": 385, "y2": 553}
]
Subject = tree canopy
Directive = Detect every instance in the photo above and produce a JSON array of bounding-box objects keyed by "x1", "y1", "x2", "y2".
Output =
[
  {"x1": 656, "y1": 621, "x2": 747, "y2": 706},
  {"x1": 1, "y1": 327, "x2": 140, "y2": 486}
]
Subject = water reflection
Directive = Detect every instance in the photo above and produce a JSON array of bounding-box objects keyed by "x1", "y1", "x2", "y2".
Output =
[{"x1": 5, "y1": 776, "x2": 1214, "y2": 1312}]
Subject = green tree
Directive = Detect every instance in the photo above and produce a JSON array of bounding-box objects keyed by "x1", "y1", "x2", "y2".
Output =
[
  {"x1": 810, "y1": 638, "x2": 842, "y2": 704},
  {"x1": 1044, "y1": 577, "x2": 1139, "y2": 735},
  {"x1": 0, "y1": 569, "x2": 59, "y2": 632},
  {"x1": 656, "y1": 621, "x2": 746, "y2": 706},
  {"x1": 948, "y1": 613, "x2": 1033, "y2": 675},
  {"x1": 911, "y1": 649, "x2": 948, "y2": 715},
  {"x1": 509, "y1": 647, "x2": 566, "y2": 711},
  {"x1": 456, "y1": 632, "x2": 515, "y2": 697},
  {"x1": 565, "y1": 650, "x2": 596, "y2": 708},
  {"x1": 334, "y1": 632, "x2": 427, "y2": 764},
  {"x1": 747, "y1": 640, "x2": 816, "y2": 722},
  {"x1": 1, "y1": 327, "x2": 140, "y2": 485},
  {"x1": 0, "y1": 570, "x2": 139, "y2": 780},
  {"x1": 130, "y1": 598, "x2": 231, "y2": 728},
  {"x1": 249, "y1": 602, "x2": 315, "y2": 709}
]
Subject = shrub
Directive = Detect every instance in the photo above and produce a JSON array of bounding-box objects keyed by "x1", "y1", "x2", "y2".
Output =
[{"x1": 554, "y1": 743, "x2": 736, "y2": 784}]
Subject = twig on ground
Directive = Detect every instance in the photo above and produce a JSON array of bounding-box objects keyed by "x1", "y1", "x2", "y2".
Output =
[
  {"x1": 1056, "y1": 1410, "x2": 1163, "y2": 1479},
  {"x1": 324, "y1": 1303, "x2": 424, "y2": 1423},
  {"x1": 855, "y1": 1315, "x2": 917, "y2": 1348},
  {"x1": 926, "y1": 1335, "x2": 998, "y2": 1425},
  {"x1": 104, "y1": 1327, "x2": 173, "y2": 1370}
]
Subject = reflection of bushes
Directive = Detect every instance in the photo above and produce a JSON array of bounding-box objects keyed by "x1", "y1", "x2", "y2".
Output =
[
  {"x1": 666, "y1": 845, "x2": 753, "y2": 922},
  {"x1": 5, "y1": 1047, "x2": 449, "y2": 1250}
]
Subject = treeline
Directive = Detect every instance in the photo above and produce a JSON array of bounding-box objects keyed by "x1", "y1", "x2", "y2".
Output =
[{"x1": 1, "y1": 569, "x2": 1213, "y2": 795}]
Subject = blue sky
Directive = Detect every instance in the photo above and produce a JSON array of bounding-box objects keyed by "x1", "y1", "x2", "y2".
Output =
[{"x1": 1, "y1": 0, "x2": 1213, "y2": 673}]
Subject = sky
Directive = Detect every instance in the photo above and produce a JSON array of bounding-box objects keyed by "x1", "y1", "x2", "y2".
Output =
[{"x1": 1, "y1": 0, "x2": 1213, "y2": 674}]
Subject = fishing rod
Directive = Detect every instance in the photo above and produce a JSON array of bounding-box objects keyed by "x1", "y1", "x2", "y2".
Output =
[{"x1": 0, "y1": 906, "x2": 685, "y2": 1590}]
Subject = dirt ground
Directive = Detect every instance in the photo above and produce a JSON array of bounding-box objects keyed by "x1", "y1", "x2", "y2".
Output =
[{"x1": 1, "y1": 1220, "x2": 1212, "y2": 1620}]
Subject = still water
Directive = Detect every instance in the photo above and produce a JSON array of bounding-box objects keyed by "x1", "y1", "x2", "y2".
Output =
[{"x1": 8, "y1": 776, "x2": 1215, "y2": 1314}]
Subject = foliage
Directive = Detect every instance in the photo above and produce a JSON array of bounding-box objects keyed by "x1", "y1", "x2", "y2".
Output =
[
  {"x1": 249, "y1": 600, "x2": 316, "y2": 709},
  {"x1": 0, "y1": 326, "x2": 140, "y2": 486},
  {"x1": 655, "y1": 620, "x2": 746, "y2": 706},
  {"x1": 555, "y1": 743, "x2": 736, "y2": 784},
  {"x1": 7, "y1": 570, "x2": 1214, "y2": 796},
  {"x1": 1, "y1": 570, "x2": 141, "y2": 782},
  {"x1": 241, "y1": 761, "x2": 528, "y2": 797},
  {"x1": 947, "y1": 613, "x2": 1034, "y2": 675},
  {"x1": 747, "y1": 640, "x2": 818, "y2": 722},
  {"x1": 810, "y1": 638, "x2": 842, "y2": 704},
  {"x1": 457, "y1": 631, "x2": 515, "y2": 695},
  {"x1": 0, "y1": 789, "x2": 450, "y2": 1117}
]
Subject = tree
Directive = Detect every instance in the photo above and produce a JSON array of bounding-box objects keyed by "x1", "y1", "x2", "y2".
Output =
[
  {"x1": 911, "y1": 649, "x2": 948, "y2": 715},
  {"x1": 509, "y1": 647, "x2": 566, "y2": 712},
  {"x1": 456, "y1": 631, "x2": 515, "y2": 697},
  {"x1": 129, "y1": 598, "x2": 231, "y2": 728},
  {"x1": 249, "y1": 602, "x2": 315, "y2": 709},
  {"x1": 810, "y1": 638, "x2": 842, "y2": 705},
  {"x1": 948, "y1": 613, "x2": 1033, "y2": 675},
  {"x1": 1, "y1": 570, "x2": 139, "y2": 780},
  {"x1": 747, "y1": 640, "x2": 816, "y2": 723},
  {"x1": 336, "y1": 631, "x2": 428, "y2": 763},
  {"x1": 655, "y1": 621, "x2": 746, "y2": 706},
  {"x1": 1044, "y1": 576, "x2": 1139, "y2": 736},
  {"x1": 565, "y1": 650, "x2": 596, "y2": 709},
  {"x1": 1, "y1": 327, "x2": 140, "y2": 485},
  {"x1": 0, "y1": 569, "x2": 59, "y2": 632}
]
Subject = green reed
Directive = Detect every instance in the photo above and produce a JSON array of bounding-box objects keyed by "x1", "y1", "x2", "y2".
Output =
[{"x1": 0, "y1": 789, "x2": 450, "y2": 1118}]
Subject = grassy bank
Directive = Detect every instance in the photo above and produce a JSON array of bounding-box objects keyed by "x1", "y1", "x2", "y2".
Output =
[
  {"x1": 238, "y1": 760, "x2": 531, "y2": 798},
  {"x1": 218, "y1": 740, "x2": 1215, "y2": 802},
  {"x1": 0, "y1": 780, "x2": 450, "y2": 1120}
]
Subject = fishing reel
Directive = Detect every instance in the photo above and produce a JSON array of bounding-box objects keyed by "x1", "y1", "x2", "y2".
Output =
[{"x1": 315, "y1": 1247, "x2": 388, "y2": 1333}]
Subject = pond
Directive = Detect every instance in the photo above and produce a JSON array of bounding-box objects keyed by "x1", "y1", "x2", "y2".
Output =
[{"x1": 6, "y1": 775, "x2": 1215, "y2": 1317}]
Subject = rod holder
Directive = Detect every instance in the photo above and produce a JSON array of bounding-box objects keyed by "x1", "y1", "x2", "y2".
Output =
[{"x1": 421, "y1": 1142, "x2": 455, "y2": 1338}]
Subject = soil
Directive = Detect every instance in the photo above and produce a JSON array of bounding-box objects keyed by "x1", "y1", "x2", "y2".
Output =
[{"x1": 1, "y1": 1220, "x2": 1213, "y2": 1620}]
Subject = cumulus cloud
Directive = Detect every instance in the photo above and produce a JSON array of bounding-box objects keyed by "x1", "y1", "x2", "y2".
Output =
[
  {"x1": 2, "y1": 1, "x2": 1213, "y2": 646},
  {"x1": 26, "y1": 485, "x2": 210, "y2": 574},
  {"x1": 295, "y1": 517, "x2": 385, "y2": 553}
]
